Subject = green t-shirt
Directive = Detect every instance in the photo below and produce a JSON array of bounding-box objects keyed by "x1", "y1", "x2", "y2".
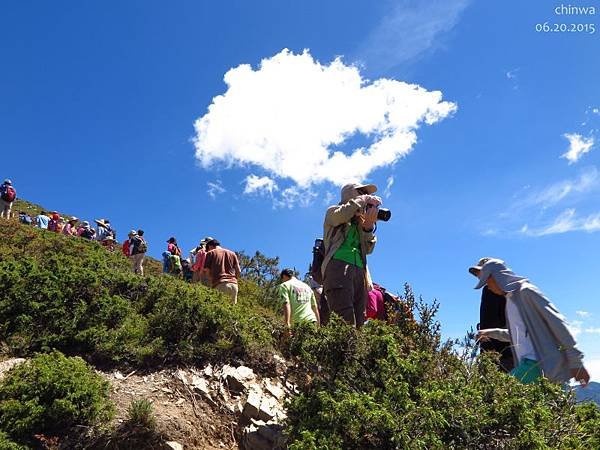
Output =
[
  {"x1": 333, "y1": 223, "x2": 364, "y2": 268},
  {"x1": 278, "y1": 277, "x2": 317, "y2": 325}
]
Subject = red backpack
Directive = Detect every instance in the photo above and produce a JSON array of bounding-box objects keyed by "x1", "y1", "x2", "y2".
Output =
[{"x1": 1, "y1": 185, "x2": 16, "y2": 202}]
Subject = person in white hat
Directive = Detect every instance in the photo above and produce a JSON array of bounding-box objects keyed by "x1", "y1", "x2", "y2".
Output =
[
  {"x1": 320, "y1": 183, "x2": 381, "y2": 327},
  {"x1": 473, "y1": 258, "x2": 589, "y2": 386}
]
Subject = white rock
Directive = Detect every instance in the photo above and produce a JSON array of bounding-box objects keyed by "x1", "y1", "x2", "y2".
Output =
[
  {"x1": 0, "y1": 358, "x2": 26, "y2": 381},
  {"x1": 264, "y1": 379, "x2": 285, "y2": 400},
  {"x1": 192, "y1": 375, "x2": 211, "y2": 395},
  {"x1": 176, "y1": 369, "x2": 189, "y2": 385},
  {"x1": 166, "y1": 442, "x2": 183, "y2": 450}
]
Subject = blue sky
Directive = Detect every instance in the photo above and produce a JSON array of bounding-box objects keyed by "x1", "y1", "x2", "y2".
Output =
[{"x1": 2, "y1": 1, "x2": 600, "y2": 380}]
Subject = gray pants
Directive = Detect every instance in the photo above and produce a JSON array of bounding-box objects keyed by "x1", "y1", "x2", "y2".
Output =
[
  {"x1": 323, "y1": 259, "x2": 366, "y2": 327},
  {"x1": 130, "y1": 253, "x2": 145, "y2": 276},
  {"x1": 216, "y1": 282, "x2": 238, "y2": 304},
  {"x1": 0, "y1": 199, "x2": 12, "y2": 219}
]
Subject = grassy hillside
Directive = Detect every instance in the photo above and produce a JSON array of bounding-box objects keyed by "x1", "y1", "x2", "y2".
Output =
[
  {"x1": 0, "y1": 219, "x2": 282, "y2": 370},
  {"x1": 1, "y1": 215, "x2": 599, "y2": 449}
]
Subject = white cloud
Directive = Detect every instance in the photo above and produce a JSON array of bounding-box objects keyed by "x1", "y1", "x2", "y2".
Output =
[
  {"x1": 272, "y1": 186, "x2": 318, "y2": 209},
  {"x1": 243, "y1": 175, "x2": 278, "y2": 195},
  {"x1": 576, "y1": 310, "x2": 591, "y2": 318},
  {"x1": 585, "y1": 328, "x2": 600, "y2": 334},
  {"x1": 323, "y1": 191, "x2": 336, "y2": 205},
  {"x1": 587, "y1": 358, "x2": 600, "y2": 382},
  {"x1": 521, "y1": 208, "x2": 600, "y2": 236},
  {"x1": 356, "y1": 0, "x2": 471, "y2": 72},
  {"x1": 528, "y1": 167, "x2": 598, "y2": 209},
  {"x1": 384, "y1": 176, "x2": 394, "y2": 198},
  {"x1": 505, "y1": 68, "x2": 519, "y2": 90},
  {"x1": 207, "y1": 180, "x2": 226, "y2": 199},
  {"x1": 561, "y1": 133, "x2": 595, "y2": 164},
  {"x1": 193, "y1": 49, "x2": 456, "y2": 193},
  {"x1": 568, "y1": 320, "x2": 583, "y2": 339}
]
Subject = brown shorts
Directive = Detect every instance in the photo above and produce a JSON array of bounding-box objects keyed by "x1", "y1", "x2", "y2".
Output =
[{"x1": 323, "y1": 259, "x2": 366, "y2": 327}]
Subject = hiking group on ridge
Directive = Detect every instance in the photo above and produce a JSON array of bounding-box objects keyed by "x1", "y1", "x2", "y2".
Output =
[{"x1": 1, "y1": 176, "x2": 591, "y2": 388}]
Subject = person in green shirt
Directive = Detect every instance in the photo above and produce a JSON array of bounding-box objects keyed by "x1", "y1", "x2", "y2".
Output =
[
  {"x1": 321, "y1": 183, "x2": 381, "y2": 327},
  {"x1": 279, "y1": 269, "x2": 320, "y2": 331}
]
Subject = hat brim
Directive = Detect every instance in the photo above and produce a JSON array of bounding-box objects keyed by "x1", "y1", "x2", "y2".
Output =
[
  {"x1": 468, "y1": 266, "x2": 482, "y2": 276},
  {"x1": 355, "y1": 183, "x2": 378, "y2": 194}
]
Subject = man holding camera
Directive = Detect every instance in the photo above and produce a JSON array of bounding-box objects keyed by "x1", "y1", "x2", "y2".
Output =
[{"x1": 321, "y1": 183, "x2": 383, "y2": 327}]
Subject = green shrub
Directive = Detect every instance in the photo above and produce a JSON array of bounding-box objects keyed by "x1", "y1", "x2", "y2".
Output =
[
  {"x1": 127, "y1": 399, "x2": 156, "y2": 430},
  {"x1": 285, "y1": 286, "x2": 598, "y2": 449},
  {"x1": 0, "y1": 431, "x2": 26, "y2": 450},
  {"x1": 0, "y1": 221, "x2": 280, "y2": 369},
  {"x1": 0, "y1": 351, "x2": 113, "y2": 443}
]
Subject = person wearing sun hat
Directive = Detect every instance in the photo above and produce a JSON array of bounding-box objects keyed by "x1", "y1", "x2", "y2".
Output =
[
  {"x1": 321, "y1": 182, "x2": 382, "y2": 327},
  {"x1": 191, "y1": 236, "x2": 213, "y2": 284},
  {"x1": 468, "y1": 257, "x2": 514, "y2": 372},
  {"x1": 95, "y1": 218, "x2": 114, "y2": 241},
  {"x1": 472, "y1": 258, "x2": 590, "y2": 386},
  {"x1": 62, "y1": 216, "x2": 79, "y2": 237},
  {"x1": 129, "y1": 230, "x2": 147, "y2": 275}
]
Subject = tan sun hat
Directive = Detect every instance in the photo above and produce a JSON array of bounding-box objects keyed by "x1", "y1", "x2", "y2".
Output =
[{"x1": 340, "y1": 183, "x2": 378, "y2": 203}]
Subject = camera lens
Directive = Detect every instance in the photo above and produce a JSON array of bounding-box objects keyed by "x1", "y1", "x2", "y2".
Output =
[{"x1": 377, "y1": 208, "x2": 391, "y2": 222}]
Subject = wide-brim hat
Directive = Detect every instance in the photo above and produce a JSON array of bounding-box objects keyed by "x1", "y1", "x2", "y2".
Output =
[
  {"x1": 200, "y1": 236, "x2": 215, "y2": 245},
  {"x1": 95, "y1": 219, "x2": 109, "y2": 227},
  {"x1": 340, "y1": 183, "x2": 378, "y2": 203},
  {"x1": 128, "y1": 230, "x2": 137, "y2": 237}
]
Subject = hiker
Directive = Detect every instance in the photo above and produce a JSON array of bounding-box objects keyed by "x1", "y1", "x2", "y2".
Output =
[
  {"x1": 162, "y1": 250, "x2": 182, "y2": 276},
  {"x1": 35, "y1": 211, "x2": 50, "y2": 229},
  {"x1": 0, "y1": 179, "x2": 16, "y2": 219},
  {"x1": 167, "y1": 237, "x2": 182, "y2": 257},
  {"x1": 306, "y1": 273, "x2": 329, "y2": 326},
  {"x1": 366, "y1": 285, "x2": 386, "y2": 321},
  {"x1": 129, "y1": 229, "x2": 147, "y2": 275},
  {"x1": 62, "y1": 217, "x2": 79, "y2": 237},
  {"x1": 18, "y1": 211, "x2": 33, "y2": 225},
  {"x1": 202, "y1": 239, "x2": 241, "y2": 304},
  {"x1": 101, "y1": 235, "x2": 116, "y2": 252},
  {"x1": 472, "y1": 258, "x2": 590, "y2": 385},
  {"x1": 191, "y1": 237, "x2": 212, "y2": 284},
  {"x1": 279, "y1": 269, "x2": 320, "y2": 331},
  {"x1": 181, "y1": 258, "x2": 194, "y2": 282},
  {"x1": 78, "y1": 221, "x2": 95, "y2": 240},
  {"x1": 321, "y1": 183, "x2": 381, "y2": 327},
  {"x1": 48, "y1": 213, "x2": 61, "y2": 232},
  {"x1": 95, "y1": 219, "x2": 114, "y2": 241},
  {"x1": 469, "y1": 257, "x2": 515, "y2": 372}
]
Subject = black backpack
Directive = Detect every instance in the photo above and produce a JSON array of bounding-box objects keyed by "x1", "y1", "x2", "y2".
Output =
[{"x1": 310, "y1": 238, "x2": 325, "y2": 285}]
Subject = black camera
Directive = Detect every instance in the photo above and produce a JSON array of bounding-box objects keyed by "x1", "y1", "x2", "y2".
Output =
[
  {"x1": 377, "y1": 208, "x2": 391, "y2": 222},
  {"x1": 366, "y1": 204, "x2": 392, "y2": 222}
]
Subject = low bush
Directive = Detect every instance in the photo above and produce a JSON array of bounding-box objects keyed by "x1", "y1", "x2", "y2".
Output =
[
  {"x1": 0, "y1": 221, "x2": 281, "y2": 369},
  {"x1": 127, "y1": 399, "x2": 156, "y2": 430},
  {"x1": 0, "y1": 351, "x2": 114, "y2": 444},
  {"x1": 285, "y1": 286, "x2": 600, "y2": 449}
]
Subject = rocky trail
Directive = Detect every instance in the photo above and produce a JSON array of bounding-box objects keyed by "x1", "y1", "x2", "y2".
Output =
[{"x1": 0, "y1": 357, "x2": 292, "y2": 449}]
